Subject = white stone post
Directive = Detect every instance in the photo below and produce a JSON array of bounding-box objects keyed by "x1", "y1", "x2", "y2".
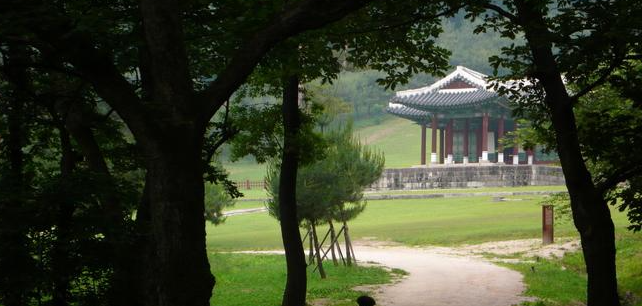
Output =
[
  {"x1": 481, "y1": 151, "x2": 488, "y2": 162},
  {"x1": 512, "y1": 155, "x2": 519, "y2": 165},
  {"x1": 431, "y1": 153, "x2": 438, "y2": 163},
  {"x1": 497, "y1": 152, "x2": 504, "y2": 164}
]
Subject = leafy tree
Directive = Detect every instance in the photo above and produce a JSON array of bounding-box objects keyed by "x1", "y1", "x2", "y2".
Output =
[
  {"x1": 204, "y1": 183, "x2": 236, "y2": 226},
  {"x1": 0, "y1": 46, "x2": 141, "y2": 306},
  {"x1": 468, "y1": 0, "x2": 642, "y2": 304},
  {"x1": 267, "y1": 123, "x2": 384, "y2": 273},
  {"x1": 0, "y1": 1, "x2": 394, "y2": 305}
]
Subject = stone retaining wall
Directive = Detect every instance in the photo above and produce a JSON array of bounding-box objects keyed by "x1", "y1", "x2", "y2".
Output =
[{"x1": 369, "y1": 164, "x2": 565, "y2": 190}]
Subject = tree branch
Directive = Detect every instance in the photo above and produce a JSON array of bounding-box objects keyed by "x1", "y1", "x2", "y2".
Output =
[
  {"x1": 31, "y1": 28, "x2": 157, "y2": 145},
  {"x1": 194, "y1": 0, "x2": 373, "y2": 125},
  {"x1": 203, "y1": 100, "x2": 238, "y2": 166},
  {"x1": 570, "y1": 55, "x2": 624, "y2": 103},
  {"x1": 333, "y1": 5, "x2": 464, "y2": 37},
  {"x1": 596, "y1": 165, "x2": 642, "y2": 196},
  {"x1": 483, "y1": 4, "x2": 519, "y2": 23}
]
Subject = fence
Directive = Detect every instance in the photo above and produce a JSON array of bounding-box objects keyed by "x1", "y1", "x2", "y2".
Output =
[{"x1": 234, "y1": 180, "x2": 267, "y2": 190}]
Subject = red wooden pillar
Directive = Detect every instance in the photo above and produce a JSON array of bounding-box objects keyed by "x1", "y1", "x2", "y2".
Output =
[
  {"x1": 463, "y1": 119, "x2": 469, "y2": 164},
  {"x1": 481, "y1": 113, "x2": 489, "y2": 162},
  {"x1": 512, "y1": 121, "x2": 519, "y2": 165},
  {"x1": 439, "y1": 129, "x2": 445, "y2": 164},
  {"x1": 476, "y1": 127, "x2": 482, "y2": 162},
  {"x1": 497, "y1": 117, "x2": 505, "y2": 163},
  {"x1": 420, "y1": 123, "x2": 427, "y2": 165},
  {"x1": 431, "y1": 115, "x2": 438, "y2": 163},
  {"x1": 446, "y1": 119, "x2": 454, "y2": 164}
]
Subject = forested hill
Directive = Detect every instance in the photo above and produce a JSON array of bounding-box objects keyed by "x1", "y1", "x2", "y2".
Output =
[{"x1": 326, "y1": 13, "x2": 507, "y2": 124}]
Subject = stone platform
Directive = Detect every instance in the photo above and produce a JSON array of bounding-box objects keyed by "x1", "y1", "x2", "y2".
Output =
[{"x1": 369, "y1": 164, "x2": 565, "y2": 190}]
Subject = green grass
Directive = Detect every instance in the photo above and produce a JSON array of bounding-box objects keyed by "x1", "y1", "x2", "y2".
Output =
[
  {"x1": 209, "y1": 253, "x2": 396, "y2": 306},
  {"x1": 220, "y1": 185, "x2": 568, "y2": 221},
  {"x1": 225, "y1": 158, "x2": 267, "y2": 181},
  {"x1": 228, "y1": 185, "x2": 567, "y2": 202},
  {"x1": 354, "y1": 117, "x2": 424, "y2": 168},
  {"x1": 236, "y1": 188, "x2": 268, "y2": 199},
  {"x1": 222, "y1": 200, "x2": 265, "y2": 212},
  {"x1": 207, "y1": 195, "x2": 631, "y2": 251},
  {"x1": 504, "y1": 231, "x2": 642, "y2": 306}
]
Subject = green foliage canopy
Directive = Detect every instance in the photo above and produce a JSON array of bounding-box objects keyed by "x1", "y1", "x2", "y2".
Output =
[{"x1": 266, "y1": 124, "x2": 384, "y2": 226}]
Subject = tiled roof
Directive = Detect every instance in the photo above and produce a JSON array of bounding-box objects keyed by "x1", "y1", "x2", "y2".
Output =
[
  {"x1": 395, "y1": 66, "x2": 488, "y2": 98},
  {"x1": 387, "y1": 103, "x2": 430, "y2": 121},
  {"x1": 389, "y1": 66, "x2": 510, "y2": 111},
  {"x1": 391, "y1": 87, "x2": 500, "y2": 111}
]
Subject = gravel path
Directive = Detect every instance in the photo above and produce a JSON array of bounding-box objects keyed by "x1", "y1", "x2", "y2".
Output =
[{"x1": 352, "y1": 244, "x2": 529, "y2": 306}]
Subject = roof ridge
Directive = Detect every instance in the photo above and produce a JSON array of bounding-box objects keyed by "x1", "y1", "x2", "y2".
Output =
[{"x1": 396, "y1": 66, "x2": 489, "y2": 98}]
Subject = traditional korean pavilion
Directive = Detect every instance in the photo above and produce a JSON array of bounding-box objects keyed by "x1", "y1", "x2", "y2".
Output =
[{"x1": 387, "y1": 66, "x2": 543, "y2": 165}]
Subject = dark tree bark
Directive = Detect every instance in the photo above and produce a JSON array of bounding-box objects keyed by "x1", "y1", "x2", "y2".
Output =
[
  {"x1": 279, "y1": 75, "x2": 308, "y2": 306},
  {"x1": 51, "y1": 123, "x2": 76, "y2": 306},
  {"x1": 12, "y1": 1, "x2": 374, "y2": 305},
  {"x1": 59, "y1": 102, "x2": 139, "y2": 306},
  {"x1": 141, "y1": 135, "x2": 214, "y2": 306},
  {"x1": 513, "y1": 2, "x2": 620, "y2": 305},
  {"x1": 0, "y1": 46, "x2": 36, "y2": 306}
]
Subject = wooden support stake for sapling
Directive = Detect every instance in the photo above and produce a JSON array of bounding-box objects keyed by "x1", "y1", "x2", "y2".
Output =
[
  {"x1": 328, "y1": 220, "x2": 339, "y2": 266},
  {"x1": 311, "y1": 223, "x2": 326, "y2": 278},
  {"x1": 308, "y1": 225, "x2": 314, "y2": 265},
  {"x1": 343, "y1": 221, "x2": 355, "y2": 266},
  {"x1": 333, "y1": 226, "x2": 346, "y2": 265}
]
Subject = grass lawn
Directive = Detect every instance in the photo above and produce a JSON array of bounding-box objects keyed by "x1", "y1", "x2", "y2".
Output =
[
  {"x1": 225, "y1": 158, "x2": 268, "y2": 181},
  {"x1": 219, "y1": 185, "x2": 568, "y2": 212},
  {"x1": 209, "y1": 253, "x2": 397, "y2": 306},
  {"x1": 354, "y1": 117, "x2": 423, "y2": 168},
  {"x1": 503, "y1": 231, "x2": 642, "y2": 306},
  {"x1": 222, "y1": 200, "x2": 266, "y2": 212},
  {"x1": 207, "y1": 192, "x2": 638, "y2": 306},
  {"x1": 207, "y1": 195, "x2": 631, "y2": 251},
  {"x1": 225, "y1": 185, "x2": 568, "y2": 201},
  {"x1": 236, "y1": 188, "x2": 269, "y2": 199}
]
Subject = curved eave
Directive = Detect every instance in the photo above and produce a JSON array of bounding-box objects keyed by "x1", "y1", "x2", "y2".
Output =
[
  {"x1": 392, "y1": 95, "x2": 511, "y2": 112},
  {"x1": 387, "y1": 106, "x2": 431, "y2": 123}
]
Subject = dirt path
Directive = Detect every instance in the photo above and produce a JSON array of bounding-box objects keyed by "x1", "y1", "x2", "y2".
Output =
[
  {"x1": 352, "y1": 244, "x2": 530, "y2": 306},
  {"x1": 237, "y1": 238, "x2": 579, "y2": 306}
]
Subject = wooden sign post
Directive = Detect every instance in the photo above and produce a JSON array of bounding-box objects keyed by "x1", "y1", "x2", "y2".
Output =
[{"x1": 542, "y1": 205, "x2": 554, "y2": 245}]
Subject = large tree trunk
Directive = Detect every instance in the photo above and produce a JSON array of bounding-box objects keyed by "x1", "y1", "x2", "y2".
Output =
[
  {"x1": 139, "y1": 134, "x2": 215, "y2": 306},
  {"x1": 0, "y1": 46, "x2": 36, "y2": 306},
  {"x1": 514, "y1": 2, "x2": 620, "y2": 305},
  {"x1": 51, "y1": 124, "x2": 76, "y2": 306},
  {"x1": 61, "y1": 103, "x2": 139, "y2": 306},
  {"x1": 279, "y1": 75, "x2": 308, "y2": 306}
]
